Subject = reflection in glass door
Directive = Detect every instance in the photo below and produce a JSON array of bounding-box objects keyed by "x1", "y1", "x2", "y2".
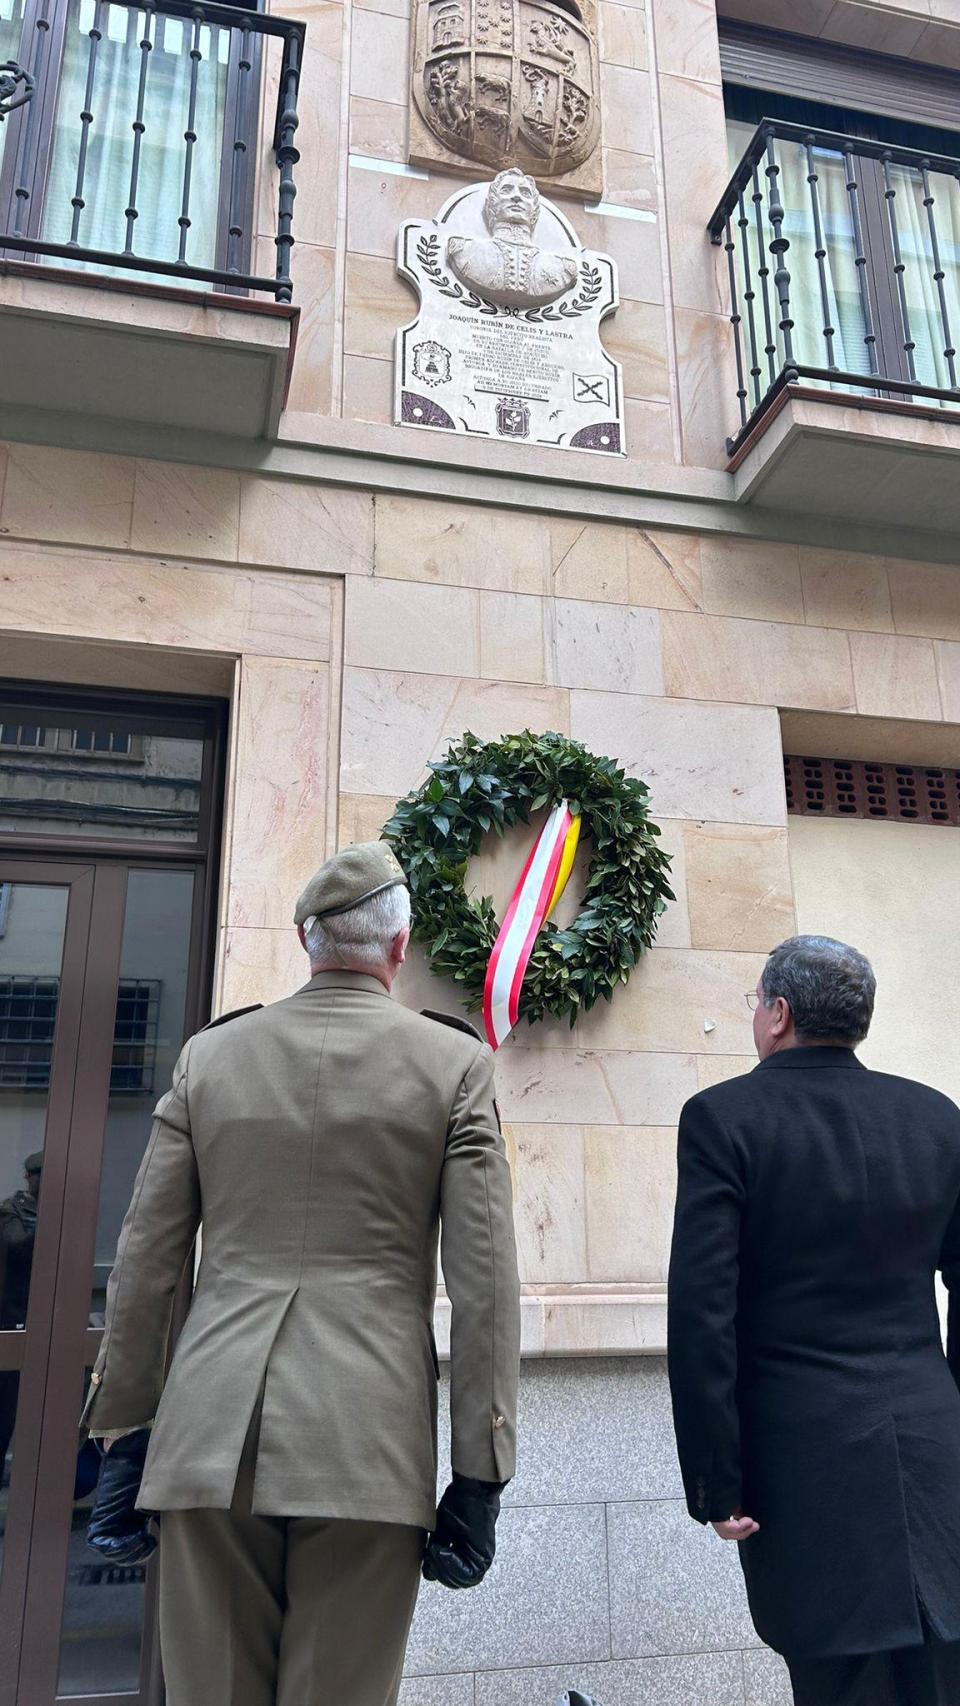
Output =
[
  {"x1": 0, "y1": 684, "x2": 224, "y2": 1706},
  {"x1": 0, "y1": 866, "x2": 96, "y2": 1706},
  {"x1": 0, "y1": 882, "x2": 71, "y2": 1579},
  {"x1": 58, "y1": 868, "x2": 195, "y2": 1699}
]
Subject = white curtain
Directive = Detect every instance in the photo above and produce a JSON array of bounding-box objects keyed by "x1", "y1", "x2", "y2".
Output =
[
  {"x1": 884, "y1": 161, "x2": 960, "y2": 398},
  {"x1": 727, "y1": 120, "x2": 960, "y2": 407},
  {"x1": 41, "y1": 0, "x2": 229, "y2": 285},
  {"x1": 727, "y1": 120, "x2": 875, "y2": 395}
]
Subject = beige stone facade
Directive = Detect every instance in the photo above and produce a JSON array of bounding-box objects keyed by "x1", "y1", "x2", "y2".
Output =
[
  {"x1": 8, "y1": 453, "x2": 960, "y2": 1365},
  {"x1": 7, "y1": 0, "x2": 960, "y2": 1697}
]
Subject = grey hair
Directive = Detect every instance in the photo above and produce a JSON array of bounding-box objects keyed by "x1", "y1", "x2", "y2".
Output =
[
  {"x1": 302, "y1": 883, "x2": 411, "y2": 970},
  {"x1": 484, "y1": 168, "x2": 540, "y2": 231},
  {"x1": 760, "y1": 935, "x2": 876, "y2": 1046}
]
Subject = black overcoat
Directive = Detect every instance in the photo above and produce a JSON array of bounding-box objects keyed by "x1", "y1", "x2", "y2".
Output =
[{"x1": 668, "y1": 1046, "x2": 960, "y2": 1660}]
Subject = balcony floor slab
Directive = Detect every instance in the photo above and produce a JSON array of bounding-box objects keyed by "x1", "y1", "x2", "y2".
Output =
[
  {"x1": 4, "y1": 266, "x2": 295, "y2": 441},
  {"x1": 732, "y1": 391, "x2": 960, "y2": 538}
]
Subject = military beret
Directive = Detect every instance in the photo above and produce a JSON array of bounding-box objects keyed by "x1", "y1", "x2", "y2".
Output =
[{"x1": 294, "y1": 841, "x2": 408, "y2": 927}]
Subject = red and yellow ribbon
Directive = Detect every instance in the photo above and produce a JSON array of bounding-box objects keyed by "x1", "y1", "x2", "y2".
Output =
[{"x1": 482, "y1": 802, "x2": 582, "y2": 1051}]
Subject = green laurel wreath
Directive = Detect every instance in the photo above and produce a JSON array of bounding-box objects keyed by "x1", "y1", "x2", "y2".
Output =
[{"x1": 382, "y1": 729, "x2": 674, "y2": 1028}]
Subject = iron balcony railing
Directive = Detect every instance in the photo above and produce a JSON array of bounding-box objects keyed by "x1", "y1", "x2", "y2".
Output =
[
  {"x1": 709, "y1": 119, "x2": 960, "y2": 452},
  {"x1": 0, "y1": 0, "x2": 303, "y2": 301}
]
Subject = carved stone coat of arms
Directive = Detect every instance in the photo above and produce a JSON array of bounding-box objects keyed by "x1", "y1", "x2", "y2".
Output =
[{"x1": 411, "y1": 0, "x2": 601, "y2": 184}]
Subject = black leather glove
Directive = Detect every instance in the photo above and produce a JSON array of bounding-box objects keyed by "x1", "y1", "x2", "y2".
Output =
[
  {"x1": 422, "y1": 1473, "x2": 504, "y2": 1589},
  {"x1": 86, "y1": 1430, "x2": 157, "y2": 1566}
]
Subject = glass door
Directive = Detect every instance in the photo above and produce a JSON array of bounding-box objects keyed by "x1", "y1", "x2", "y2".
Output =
[
  {"x1": 52, "y1": 866, "x2": 197, "y2": 1704},
  {"x1": 0, "y1": 864, "x2": 97, "y2": 1706},
  {"x1": 0, "y1": 685, "x2": 224, "y2": 1706}
]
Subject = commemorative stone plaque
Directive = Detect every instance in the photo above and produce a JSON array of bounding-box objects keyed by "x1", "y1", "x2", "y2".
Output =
[{"x1": 395, "y1": 169, "x2": 624, "y2": 454}]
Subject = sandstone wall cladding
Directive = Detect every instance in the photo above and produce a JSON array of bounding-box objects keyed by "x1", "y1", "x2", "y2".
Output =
[{"x1": 3, "y1": 444, "x2": 958, "y2": 1347}]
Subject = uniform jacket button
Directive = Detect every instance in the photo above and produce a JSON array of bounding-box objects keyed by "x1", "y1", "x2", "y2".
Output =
[{"x1": 493, "y1": 1414, "x2": 505, "y2": 1429}]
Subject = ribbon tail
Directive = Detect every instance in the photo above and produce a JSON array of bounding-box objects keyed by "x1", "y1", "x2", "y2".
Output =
[{"x1": 482, "y1": 801, "x2": 572, "y2": 1051}]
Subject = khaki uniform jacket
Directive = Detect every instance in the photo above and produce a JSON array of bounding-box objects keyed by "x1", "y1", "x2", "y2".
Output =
[{"x1": 83, "y1": 972, "x2": 521, "y2": 1528}]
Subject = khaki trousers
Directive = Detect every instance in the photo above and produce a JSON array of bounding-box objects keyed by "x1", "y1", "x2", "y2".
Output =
[{"x1": 158, "y1": 1417, "x2": 424, "y2": 1706}]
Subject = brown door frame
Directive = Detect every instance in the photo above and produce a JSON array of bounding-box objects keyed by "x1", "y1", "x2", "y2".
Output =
[
  {"x1": 0, "y1": 683, "x2": 226, "y2": 1706},
  {"x1": 23, "y1": 858, "x2": 134, "y2": 1706},
  {"x1": 25, "y1": 857, "x2": 210, "y2": 1706},
  {"x1": 0, "y1": 861, "x2": 97, "y2": 1706},
  {"x1": 720, "y1": 32, "x2": 960, "y2": 391}
]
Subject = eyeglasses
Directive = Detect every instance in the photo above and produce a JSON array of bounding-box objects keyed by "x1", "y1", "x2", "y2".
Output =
[{"x1": 744, "y1": 991, "x2": 760, "y2": 1012}]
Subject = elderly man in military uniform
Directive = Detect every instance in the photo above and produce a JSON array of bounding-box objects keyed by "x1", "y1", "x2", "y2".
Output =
[
  {"x1": 447, "y1": 167, "x2": 577, "y2": 307},
  {"x1": 83, "y1": 842, "x2": 521, "y2": 1706}
]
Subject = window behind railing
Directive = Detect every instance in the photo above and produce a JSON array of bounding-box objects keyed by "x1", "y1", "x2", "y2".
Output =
[
  {"x1": 41, "y1": 0, "x2": 232, "y2": 283},
  {"x1": 714, "y1": 30, "x2": 960, "y2": 444},
  {"x1": 0, "y1": 0, "x2": 303, "y2": 298},
  {"x1": 725, "y1": 75, "x2": 960, "y2": 400},
  {"x1": 725, "y1": 110, "x2": 876, "y2": 391},
  {"x1": 0, "y1": 0, "x2": 29, "y2": 173}
]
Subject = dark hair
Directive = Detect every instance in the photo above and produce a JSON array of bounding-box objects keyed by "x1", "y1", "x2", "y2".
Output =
[{"x1": 761, "y1": 935, "x2": 876, "y2": 1045}]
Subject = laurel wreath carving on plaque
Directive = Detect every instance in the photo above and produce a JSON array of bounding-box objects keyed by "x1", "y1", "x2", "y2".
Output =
[{"x1": 417, "y1": 234, "x2": 603, "y2": 322}]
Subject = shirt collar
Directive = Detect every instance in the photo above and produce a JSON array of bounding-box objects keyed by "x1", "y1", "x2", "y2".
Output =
[
  {"x1": 301, "y1": 970, "x2": 391, "y2": 999},
  {"x1": 755, "y1": 1045, "x2": 865, "y2": 1072}
]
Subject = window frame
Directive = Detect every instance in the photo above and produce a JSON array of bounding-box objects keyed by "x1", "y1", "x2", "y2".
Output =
[{"x1": 0, "y1": 682, "x2": 224, "y2": 858}]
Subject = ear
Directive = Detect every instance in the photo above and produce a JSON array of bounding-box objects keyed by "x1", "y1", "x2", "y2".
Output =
[
  {"x1": 297, "y1": 923, "x2": 308, "y2": 954},
  {"x1": 391, "y1": 926, "x2": 410, "y2": 968},
  {"x1": 773, "y1": 996, "x2": 792, "y2": 1036}
]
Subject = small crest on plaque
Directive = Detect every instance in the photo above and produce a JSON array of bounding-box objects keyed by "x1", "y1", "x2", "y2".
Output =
[
  {"x1": 573, "y1": 372, "x2": 609, "y2": 406},
  {"x1": 496, "y1": 396, "x2": 531, "y2": 438},
  {"x1": 413, "y1": 0, "x2": 600, "y2": 179},
  {"x1": 412, "y1": 340, "x2": 453, "y2": 385}
]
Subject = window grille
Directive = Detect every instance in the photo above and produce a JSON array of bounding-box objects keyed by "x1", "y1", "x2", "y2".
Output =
[
  {"x1": 0, "y1": 723, "x2": 141, "y2": 758},
  {"x1": 70, "y1": 729, "x2": 133, "y2": 756},
  {"x1": 111, "y1": 980, "x2": 161, "y2": 1094},
  {"x1": 784, "y1": 756, "x2": 960, "y2": 826},
  {"x1": 0, "y1": 976, "x2": 161, "y2": 1091},
  {"x1": 0, "y1": 724, "x2": 44, "y2": 749},
  {"x1": 0, "y1": 976, "x2": 60, "y2": 1087}
]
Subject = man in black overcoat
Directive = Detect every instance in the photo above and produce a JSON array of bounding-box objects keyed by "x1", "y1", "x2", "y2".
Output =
[{"x1": 668, "y1": 934, "x2": 960, "y2": 1706}]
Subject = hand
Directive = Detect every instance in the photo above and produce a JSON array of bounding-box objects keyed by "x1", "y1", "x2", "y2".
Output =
[
  {"x1": 711, "y1": 1512, "x2": 760, "y2": 1542},
  {"x1": 86, "y1": 1429, "x2": 157, "y2": 1565},
  {"x1": 422, "y1": 1473, "x2": 504, "y2": 1589}
]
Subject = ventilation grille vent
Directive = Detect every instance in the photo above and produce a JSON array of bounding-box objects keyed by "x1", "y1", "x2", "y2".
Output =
[{"x1": 784, "y1": 756, "x2": 960, "y2": 826}]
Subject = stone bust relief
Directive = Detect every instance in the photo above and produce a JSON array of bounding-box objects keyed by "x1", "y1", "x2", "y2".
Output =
[{"x1": 445, "y1": 169, "x2": 578, "y2": 308}]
